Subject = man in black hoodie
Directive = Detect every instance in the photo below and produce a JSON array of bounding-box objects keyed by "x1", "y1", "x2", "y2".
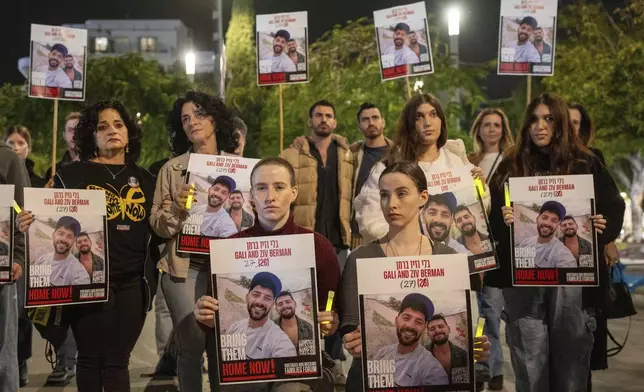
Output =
[{"x1": 0, "y1": 140, "x2": 29, "y2": 391}]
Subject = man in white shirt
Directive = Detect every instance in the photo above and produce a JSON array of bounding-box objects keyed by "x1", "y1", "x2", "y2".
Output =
[
  {"x1": 190, "y1": 175, "x2": 238, "y2": 238},
  {"x1": 374, "y1": 293, "x2": 448, "y2": 387},
  {"x1": 224, "y1": 272, "x2": 297, "y2": 359},
  {"x1": 260, "y1": 29, "x2": 297, "y2": 73},
  {"x1": 34, "y1": 216, "x2": 90, "y2": 286},
  {"x1": 35, "y1": 44, "x2": 73, "y2": 89},
  {"x1": 383, "y1": 22, "x2": 420, "y2": 66},
  {"x1": 423, "y1": 193, "x2": 471, "y2": 254},
  {"x1": 512, "y1": 16, "x2": 541, "y2": 63},
  {"x1": 516, "y1": 201, "x2": 577, "y2": 268}
]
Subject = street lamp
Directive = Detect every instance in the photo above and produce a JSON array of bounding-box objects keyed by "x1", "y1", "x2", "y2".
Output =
[
  {"x1": 447, "y1": 7, "x2": 461, "y2": 36},
  {"x1": 446, "y1": 6, "x2": 461, "y2": 132},
  {"x1": 185, "y1": 51, "x2": 196, "y2": 82}
]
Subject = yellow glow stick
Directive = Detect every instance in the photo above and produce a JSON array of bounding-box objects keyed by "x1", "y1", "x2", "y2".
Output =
[
  {"x1": 504, "y1": 183, "x2": 511, "y2": 207},
  {"x1": 321, "y1": 291, "x2": 335, "y2": 324},
  {"x1": 11, "y1": 200, "x2": 22, "y2": 214},
  {"x1": 185, "y1": 183, "x2": 195, "y2": 209},
  {"x1": 474, "y1": 317, "x2": 486, "y2": 362},
  {"x1": 474, "y1": 178, "x2": 486, "y2": 199}
]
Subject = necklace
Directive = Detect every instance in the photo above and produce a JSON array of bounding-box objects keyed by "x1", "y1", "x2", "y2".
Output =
[
  {"x1": 385, "y1": 234, "x2": 424, "y2": 256},
  {"x1": 97, "y1": 157, "x2": 128, "y2": 179}
]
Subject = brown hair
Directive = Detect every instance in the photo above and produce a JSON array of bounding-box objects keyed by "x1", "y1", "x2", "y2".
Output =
[
  {"x1": 499, "y1": 93, "x2": 590, "y2": 180},
  {"x1": 379, "y1": 161, "x2": 428, "y2": 193},
  {"x1": 5, "y1": 125, "x2": 32, "y2": 147},
  {"x1": 385, "y1": 93, "x2": 448, "y2": 166},
  {"x1": 65, "y1": 112, "x2": 81, "y2": 123},
  {"x1": 250, "y1": 157, "x2": 296, "y2": 187},
  {"x1": 468, "y1": 108, "x2": 515, "y2": 166}
]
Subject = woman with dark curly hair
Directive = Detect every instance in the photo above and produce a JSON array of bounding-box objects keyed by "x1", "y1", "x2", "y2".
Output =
[
  {"x1": 17, "y1": 101, "x2": 158, "y2": 392},
  {"x1": 149, "y1": 90, "x2": 239, "y2": 391}
]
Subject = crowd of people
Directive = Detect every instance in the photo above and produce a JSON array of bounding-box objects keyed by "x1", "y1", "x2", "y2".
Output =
[{"x1": 0, "y1": 88, "x2": 624, "y2": 392}]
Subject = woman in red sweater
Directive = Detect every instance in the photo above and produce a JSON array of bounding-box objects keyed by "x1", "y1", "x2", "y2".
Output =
[{"x1": 194, "y1": 157, "x2": 341, "y2": 392}]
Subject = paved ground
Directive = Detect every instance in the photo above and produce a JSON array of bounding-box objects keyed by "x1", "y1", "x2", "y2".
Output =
[{"x1": 22, "y1": 266, "x2": 644, "y2": 391}]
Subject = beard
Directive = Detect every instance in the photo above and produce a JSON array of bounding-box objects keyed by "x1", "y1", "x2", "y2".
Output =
[
  {"x1": 534, "y1": 36, "x2": 543, "y2": 42},
  {"x1": 431, "y1": 332, "x2": 449, "y2": 345},
  {"x1": 394, "y1": 38, "x2": 404, "y2": 48},
  {"x1": 312, "y1": 124, "x2": 331, "y2": 137},
  {"x1": 518, "y1": 32, "x2": 529, "y2": 43},
  {"x1": 364, "y1": 126, "x2": 383, "y2": 139},
  {"x1": 428, "y1": 221, "x2": 450, "y2": 242},
  {"x1": 279, "y1": 307, "x2": 295, "y2": 319},
  {"x1": 79, "y1": 246, "x2": 91, "y2": 254},
  {"x1": 563, "y1": 229, "x2": 577, "y2": 238},
  {"x1": 288, "y1": 47, "x2": 297, "y2": 53},
  {"x1": 396, "y1": 327, "x2": 421, "y2": 346},
  {"x1": 537, "y1": 223, "x2": 555, "y2": 238},
  {"x1": 460, "y1": 222, "x2": 477, "y2": 237},
  {"x1": 231, "y1": 201, "x2": 243, "y2": 210},
  {"x1": 247, "y1": 302, "x2": 270, "y2": 321},
  {"x1": 273, "y1": 45, "x2": 283, "y2": 54},
  {"x1": 54, "y1": 241, "x2": 72, "y2": 255},
  {"x1": 49, "y1": 58, "x2": 60, "y2": 68},
  {"x1": 208, "y1": 195, "x2": 224, "y2": 209}
]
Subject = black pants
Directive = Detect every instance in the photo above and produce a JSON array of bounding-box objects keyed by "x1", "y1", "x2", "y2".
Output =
[{"x1": 68, "y1": 279, "x2": 146, "y2": 392}]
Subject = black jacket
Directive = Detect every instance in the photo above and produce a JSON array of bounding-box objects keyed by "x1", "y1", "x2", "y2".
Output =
[
  {"x1": 25, "y1": 158, "x2": 45, "y2": 188},
  {"x1": 485, "y1": 153, "x2": 625, "y2": 311},
  {"x1": 0, "y1": 141, "x2": 29, "y2": 270}
]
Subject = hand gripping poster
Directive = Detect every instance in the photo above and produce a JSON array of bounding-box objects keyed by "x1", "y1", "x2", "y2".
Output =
[
  {"x1": 257, "y1": 11, "x2": 309, "y2": 86},
  {"x1": 374, "y1": 2, "x2": 434, "y2": 81},
  {"x1": 176, "y1": 154, "x2": 259, "y2": 255},
  {"x1": 210, "y1": 233, "x2": 321, "y2": 385},
  {"x1": 357, "y1": 253, "x2": 474, "y2": 391},
  {"x1": 29, "y1": 24, "x2": 88, "y2": 100},
  {"x1": 497, "y1": 0, "x2": 558, "y2": 75},
  {"x1": 0, "y1": 185, "x2": 16, "y2": 283},
  {"x1": 24, "y1": 188, "x2": 108, "y2": 307},
  {"x1": 421, "y1": 166, "x2": 498, "y2": 274},
  {"x1": 509, "y1": 175, "x2": 599, "y2": 286}
]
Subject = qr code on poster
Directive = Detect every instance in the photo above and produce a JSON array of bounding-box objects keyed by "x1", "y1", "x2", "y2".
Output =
[
  {"x1": 579, "y1": 255, "x2": 594, "y2": 267},
  {"x1": 299, "y1": 339, "x2": 315, "y2": 355}
]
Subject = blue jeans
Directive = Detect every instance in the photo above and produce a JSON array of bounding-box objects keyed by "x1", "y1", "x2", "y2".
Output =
[
  {"x1": 503, "y1": 287, "x2": 595, "y2": 392},
  {"x1": 161, "y1": 266, "x2": 218, "y2": 392},
  {"x1": 479, "y1": 285, "x2": 504, "y2": 378},
  {"x1": 0, "y1": 284, "x2": 19, "y2": 392}
]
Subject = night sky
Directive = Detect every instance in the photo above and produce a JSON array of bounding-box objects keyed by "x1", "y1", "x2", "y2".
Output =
[{"x1": 0, "y1": 0, "x2": 626, "y2": 99}]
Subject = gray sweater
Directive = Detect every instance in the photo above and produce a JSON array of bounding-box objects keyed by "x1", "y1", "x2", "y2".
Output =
[
  {"x1": 339, "y1": 241, "x2": 456, "y2": 334},
  {"x1": 0, "y1": 140, "x2": 30, "y2": 268}
]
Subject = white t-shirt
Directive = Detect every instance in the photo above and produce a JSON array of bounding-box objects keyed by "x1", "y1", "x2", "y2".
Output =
[
  {"x1": 190, "y1": 205, "x2": 238, "y2": 238},
  {"x1": 355, "y1": 140, "x2": 489, "y2": 243},
  {"x1": 36, "y1": 66, "x2": 73, "y2": 89},
  {"x1": 518, "y1": 236, "x2": 577, "y2": 268},
  {"x1": 261, "y1": 52, "x2": 297, "y2": 73},
  {"x1": 34, "y1": 253, "x2": 91, "y2": 286},
  {"x1": 384, "y1": 45, "x2": 420, "y2": 66},
  {"x1": 225, "y1": 318, "x2": 297, "y2": 359},
  {"x1": 512, "y1": 41, "x2": 541, "y2": 63},
  {"x1": 374, "y1": 343, "x2": 448, "y2": 387}
]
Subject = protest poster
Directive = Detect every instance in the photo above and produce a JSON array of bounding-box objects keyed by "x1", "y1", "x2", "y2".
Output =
[
  {"x1": 176, "y1": 154, "x2": 259, "y2": 255},
  {"x1": 357, "y1": 253, "x2": 474, "y2": 391},
  {"x1": 24, "y1": 188, "x2": 108, "y2": 307},
  {"x1": 497, "y1": 0, "x2": 558, "y2": 75},
  {"x1": 420, "y1": 166, "x2": 498, "y2": 274},
  {"x1": 256, "y1": 11, "x2": 309, "y2": 86},
  {"x1": 29, "y1": 24, "x2": 88, "y2": 100},
  {"x1": 509, "y1": 175, "x2": 598, "y2": 286},
  {"x1": 210, "y1": 233, "x2": 321, "y2": 385},
  {"x1": 0, "y1": 185, "x2": 15, "y2": 284},
  {"x1": 374, "y1": 2, "x2": 434, "y2": 81}
]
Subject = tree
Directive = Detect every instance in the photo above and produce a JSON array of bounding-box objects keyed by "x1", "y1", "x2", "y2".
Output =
[
  {"x1": 542, "y1": 1, "x2": 644, "y2": 239},
  {"x1": 0, "y1": 54, "x2": 194, "y2": 174}
]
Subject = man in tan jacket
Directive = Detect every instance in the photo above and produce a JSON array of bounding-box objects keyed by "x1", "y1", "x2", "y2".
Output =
[
  {"x1": 281, "y1": 100, "x2": 353, "y2": 269},
  {"x1": 350, "y1": 102, "x2": 394, "y2": 249}
]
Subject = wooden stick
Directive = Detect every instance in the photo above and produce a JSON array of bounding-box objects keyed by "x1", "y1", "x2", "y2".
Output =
[
  {"x1": 51, "y1": 99, "x2": 59, "y2": 177},
  {"x1": 279, "y1": 84, "x2": 284, "y2": 153},
  {"x1": 526, "y1": 75, "x2": 532, "y2": 106},
  {"x1": 406, "y1": 76, "x2": 412, "y2": 99}
]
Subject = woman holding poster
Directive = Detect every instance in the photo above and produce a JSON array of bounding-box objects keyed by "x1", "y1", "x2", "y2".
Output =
[
  {"x1": 17, "y1": 101, "x2": 157, "y2": 392},
  {"x1": 341, "y1": 161, "x2": 491, "y2": 391},
  {"x1": 149, "y1": 90, "x2": 241, "y2": 391},
  {"x1": 486, "y1": 93, "x2": 624, "y2": 392},
  {"x1": 354, "y1": 94, "x2": 488, "y2": 258}
]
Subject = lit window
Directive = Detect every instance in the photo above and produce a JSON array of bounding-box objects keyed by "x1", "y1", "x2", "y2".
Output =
[
  {"x1": 95, "y1": 37, "x2": 109, "y2": 52},
  {"x1": 139, "y1": 37, "x2": 157, "y2": 53}
]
